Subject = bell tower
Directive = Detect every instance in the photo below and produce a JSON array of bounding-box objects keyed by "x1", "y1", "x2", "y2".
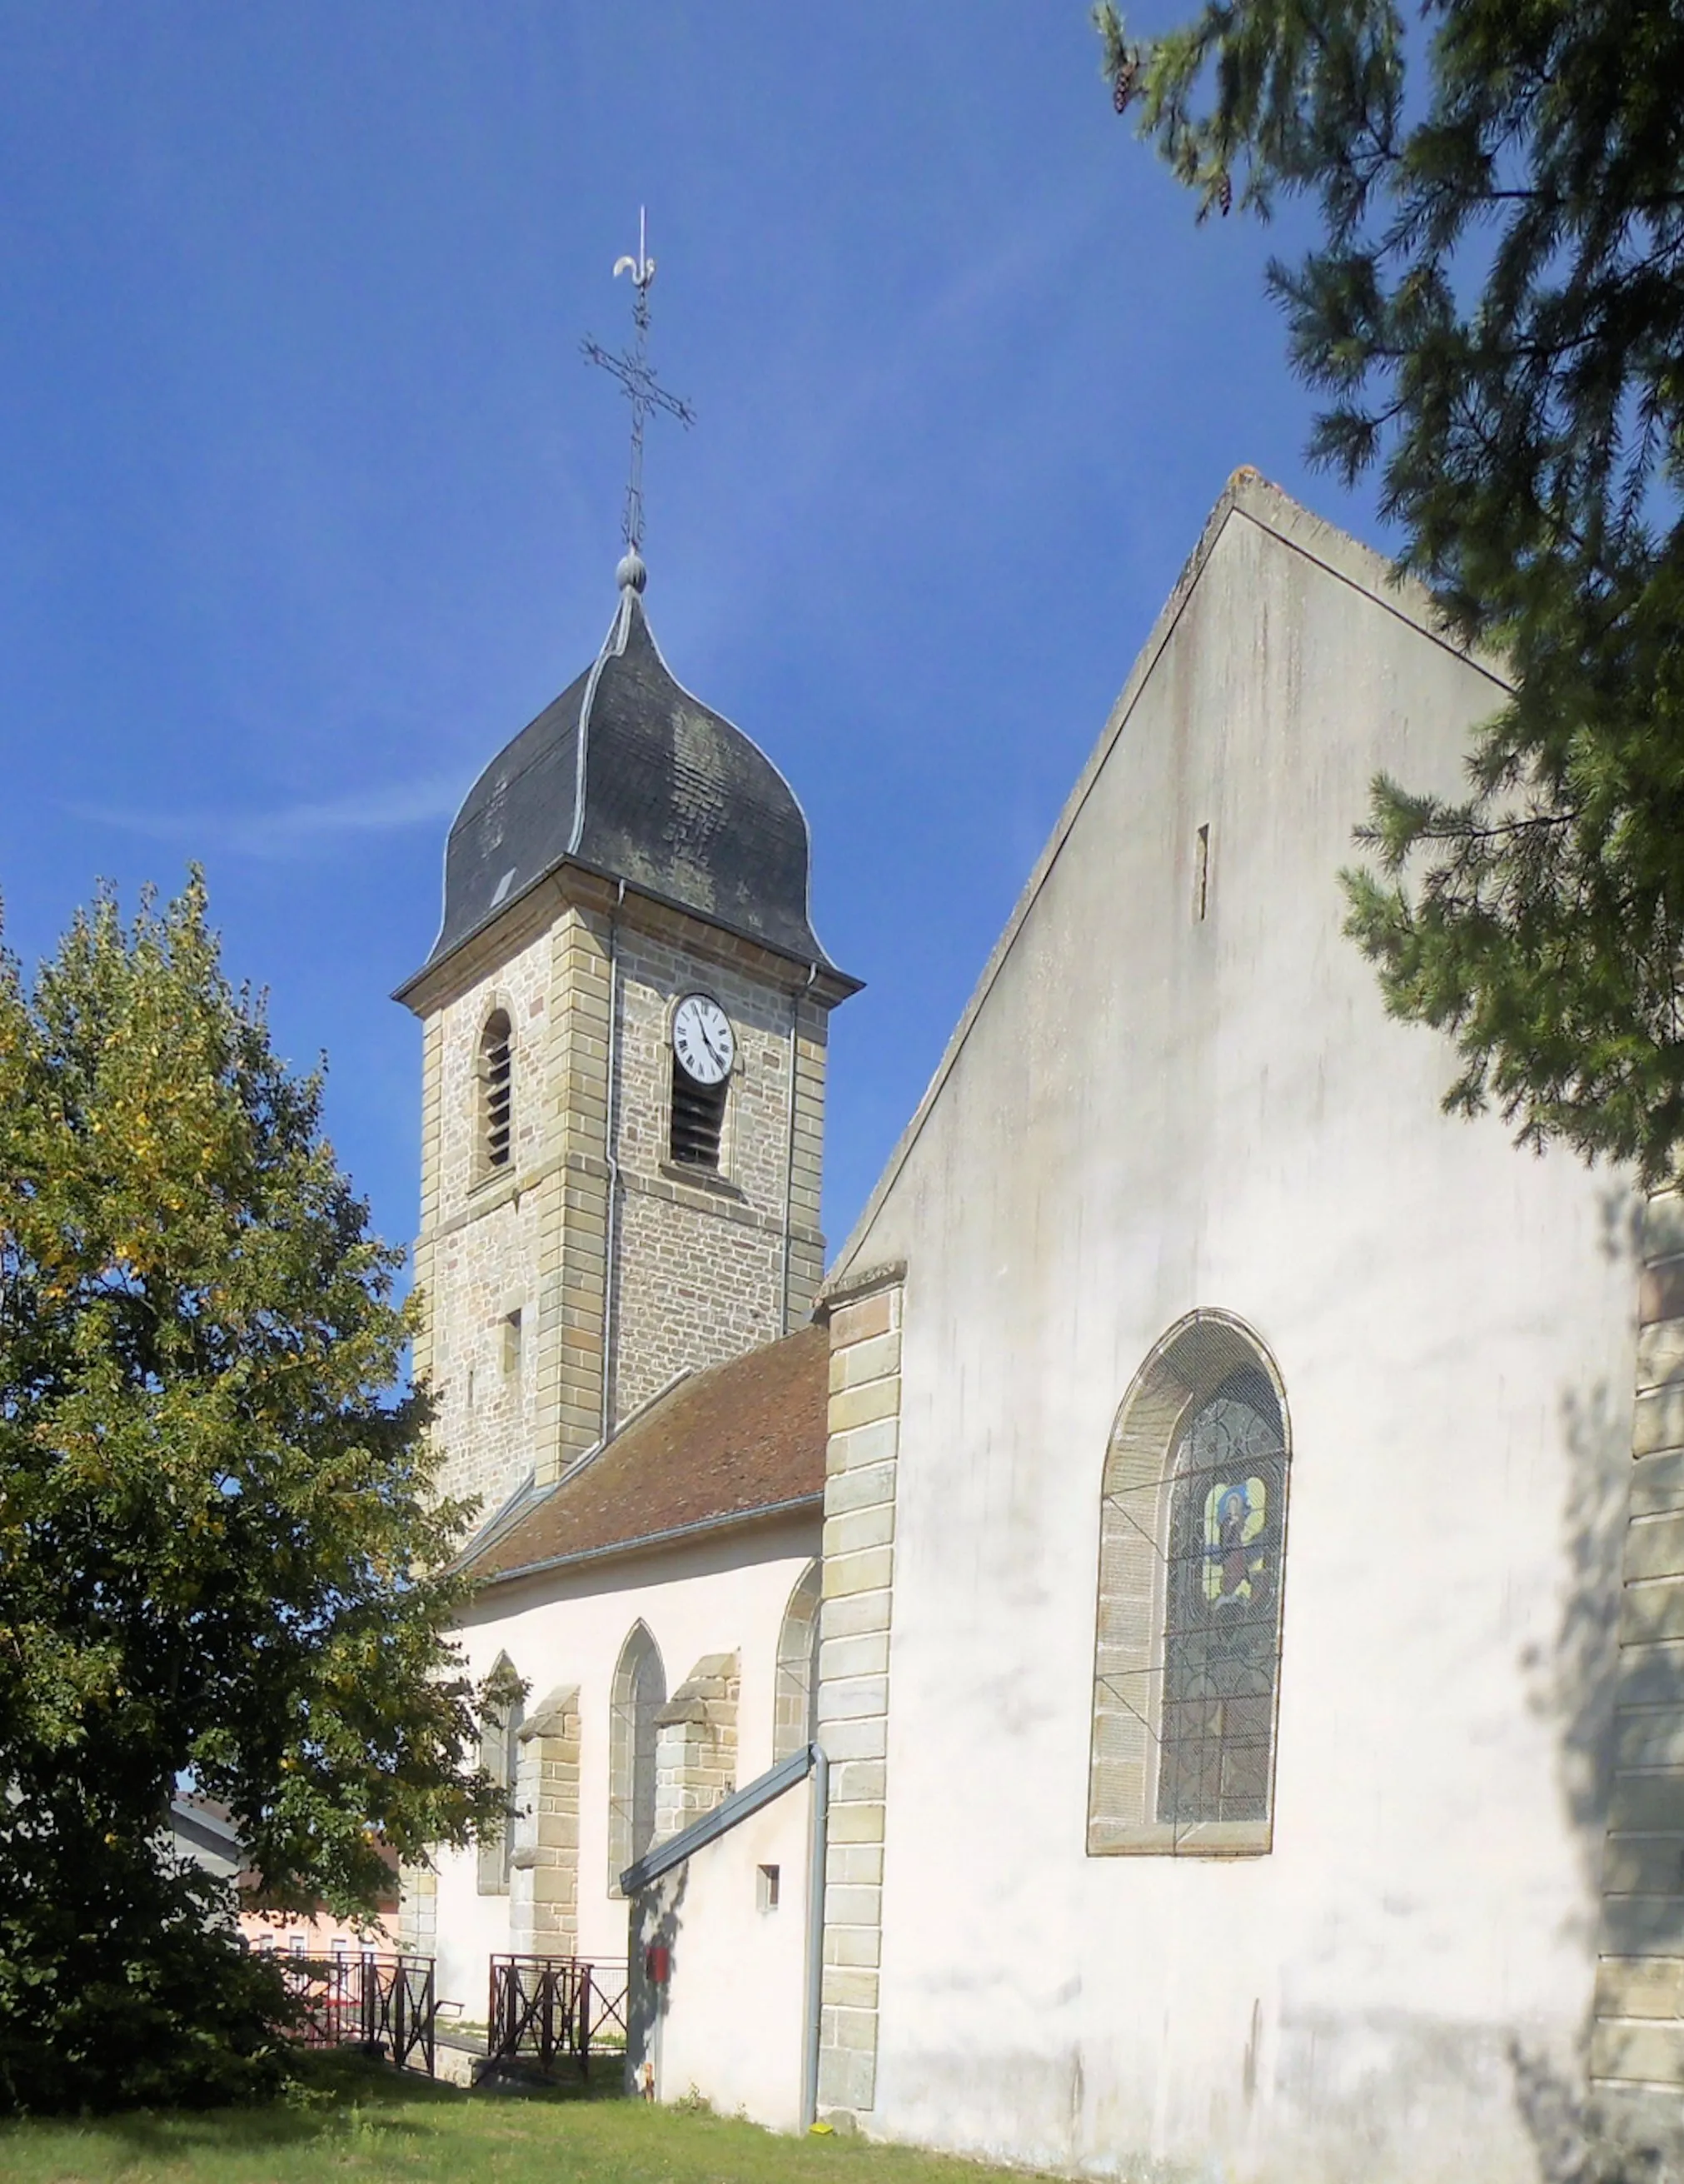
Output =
[{"x1": 396, "y1": 556, "x2": 859, "y2": 1522}]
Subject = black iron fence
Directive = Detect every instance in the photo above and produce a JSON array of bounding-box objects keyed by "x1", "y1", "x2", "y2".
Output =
[
  {"x1": 273, "y1": 1951, "x2": 437, "y2": 2077},
  {"x1": 487, "y1": 1954, "x2": 629, "y2": 2077}
]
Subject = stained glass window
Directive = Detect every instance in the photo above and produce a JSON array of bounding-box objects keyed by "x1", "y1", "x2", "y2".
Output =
[
  {"x1": 607, "y1": 1623, "x2": 665, "y2": 1895},
  {"x1": 1155, "y1": 1366, "x2": 1286, "y2": 1827}
]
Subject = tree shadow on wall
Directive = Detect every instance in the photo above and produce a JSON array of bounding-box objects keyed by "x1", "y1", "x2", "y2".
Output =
[
  {"x1": 1514, "y1": 1214, "x2": 1684, "y2": 2184},
  {"x1": 625, "y1": 1863, "x2": 688, "y2": 2100}
]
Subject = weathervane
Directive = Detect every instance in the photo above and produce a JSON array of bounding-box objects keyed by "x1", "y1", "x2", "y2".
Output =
[{"x1": 581, "y1": 208, "x2": 695, "y2": 569}]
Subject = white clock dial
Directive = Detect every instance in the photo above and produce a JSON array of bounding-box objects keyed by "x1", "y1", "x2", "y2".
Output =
[{"x1": 672, "y1": 993, "x2": 735, "y2": 1086}]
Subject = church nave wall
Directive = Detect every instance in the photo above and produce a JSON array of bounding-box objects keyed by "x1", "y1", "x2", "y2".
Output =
[
  {"x1": 419, "y1": 1519, "x2": 820, "y2": 2016},
  {"x1": 815, "y1": 476, "x2": 1633, "y2": 2183}
]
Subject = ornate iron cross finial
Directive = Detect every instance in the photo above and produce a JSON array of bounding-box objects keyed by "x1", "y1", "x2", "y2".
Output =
[{"x1": 581, "y1": 207, "x2": 695, "y2": 562}]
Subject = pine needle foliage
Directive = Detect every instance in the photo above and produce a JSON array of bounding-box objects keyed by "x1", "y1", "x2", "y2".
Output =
[
  {"x1": 1097, "y1": 0, "x2": 1684, "y2": 1180},
  {"x1": 0, "y1": 875, "x2": 510, "y2": 2110}
]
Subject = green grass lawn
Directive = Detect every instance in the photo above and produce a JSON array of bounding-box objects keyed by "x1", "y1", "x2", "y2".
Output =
[{"x1": 0, "y1": 2052, "x2": 1042, "y2": 2184}]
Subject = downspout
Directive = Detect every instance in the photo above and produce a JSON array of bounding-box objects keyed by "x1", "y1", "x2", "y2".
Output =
[
  {"x1": 781, "y1": 966, "x2": 818, "y2": 1333},
  {"x1": 600, "y1": 879, "x2": 625, "y2": 1445},
  {"x1": 800, "y1": 1739, "x2": 830, "y2": 2131}
]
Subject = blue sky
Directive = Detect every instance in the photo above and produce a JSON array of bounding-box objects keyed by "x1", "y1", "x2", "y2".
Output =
[{"x1": 0, "y1": 3, "x2": 1384, "y2": 1265}]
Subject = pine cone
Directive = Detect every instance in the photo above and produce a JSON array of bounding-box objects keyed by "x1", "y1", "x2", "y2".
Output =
[
  {"x1": 1217, "y1": 170, "x2": 1233, "y2": 216},
  {"x1": 1112, "y1": 57, "x2": 1138, "y2": 112}
]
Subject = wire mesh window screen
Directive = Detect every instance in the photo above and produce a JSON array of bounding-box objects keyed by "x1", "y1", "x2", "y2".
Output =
[
  {"x1": 476, "y1": 1653, "x2": 524, "y2": 1896},
  {"x1": 1089, "y1": 1313, "x2": 1290, "y2": 1856},
  {"x1": 773, "y1": 1561, "x2": 821, "y2": 1761},
  {"x1": 1158, "y1": 1369, "x2": 1284, "y2": 1826},
  {"x1": 606, "y1": 1624, "x2": 665, "y2": 1897},
  {"x1": 480, "y1": 1010, "x2": 514, "y2": 1173}
]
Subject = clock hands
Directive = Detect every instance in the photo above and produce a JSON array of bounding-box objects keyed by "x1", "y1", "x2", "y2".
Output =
[{"x1": 675, "y1": 997, "x2": 732, "y2": 1083}]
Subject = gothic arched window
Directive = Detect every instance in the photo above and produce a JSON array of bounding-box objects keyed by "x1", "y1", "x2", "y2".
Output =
[
  {"x1": 1088, "y1": 1312, "x2": 1290, "y2": 1857},
  {"x1": 477, "y1": 1009, "x2": 513, "y2": 1176},
  {"x1": 607, "y1": 1623, "x2": 665, "y2": 1896},
  {"x1": 476, "y1": 1650, "x2": 524, "y2": 1896},
  {"x1": 773, "y1": 1561, "x2": 821, "y2": 1762}
]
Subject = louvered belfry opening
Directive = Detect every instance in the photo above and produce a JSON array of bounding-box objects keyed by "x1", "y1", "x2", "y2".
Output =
[
  {"x1": 670, "y1": 1054, "x2": 727, "y2": 1170},
  {"x1": 481, "y1": 1010, "x2": 513, "y2": 1172}
]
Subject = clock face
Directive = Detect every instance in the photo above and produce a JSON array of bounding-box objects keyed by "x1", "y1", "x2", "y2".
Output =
[{"x1": 672, "y1": 993, "x2": 735, "y2": 1086}]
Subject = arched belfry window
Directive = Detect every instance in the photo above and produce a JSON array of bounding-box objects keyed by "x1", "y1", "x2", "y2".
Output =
[
  {"x1": 773, "y1": 1561, "x2": 821, "y2": 1762},
  {"x1": 476, "y1": 1650, "x2": 524, "y2": 1896},
  {"x1": 1088, "y1": 1312, "x2": 1290, "y2": 1857},
  {"x1": 607, "y1": 1623, "x2": 665, "y2": 1896},
  {"x1": 477, "y1": 1009, "x2": 513, "y2": 1176}
]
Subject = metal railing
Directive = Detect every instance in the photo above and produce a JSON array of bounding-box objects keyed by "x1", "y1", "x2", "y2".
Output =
[
  {"x1": 273, "y1": 1950, "x2": 437, "y2": 2077},
  {"x1": 486, "y1": 1954, "x2": 629, "y2": 2078}
]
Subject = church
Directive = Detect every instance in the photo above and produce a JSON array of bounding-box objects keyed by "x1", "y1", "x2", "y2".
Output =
[{"x1": 398, "y1": 467, "x2": 1684, "y2": 2182}]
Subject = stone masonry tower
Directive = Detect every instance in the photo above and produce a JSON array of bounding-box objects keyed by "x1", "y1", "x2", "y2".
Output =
[{"x1": 396, "y1": 558, "x2": 859, "y2": 1520}]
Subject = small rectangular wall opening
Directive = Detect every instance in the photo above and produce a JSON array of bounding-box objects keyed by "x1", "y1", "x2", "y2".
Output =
[
  {"x1": 756, "y1": 1862, "x2": 780, "y2": 1912},
  {"x1": 1194, "y1": 823, "x2": 1211, "y2": 921},
  {"x1": 502, "y1": 1309, "x2": 522, "y2": 1378}
]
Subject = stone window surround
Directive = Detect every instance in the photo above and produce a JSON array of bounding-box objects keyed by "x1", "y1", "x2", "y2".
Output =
[
  {"x1": 471, "y1": 995, "x2": 516, "y2": 1189},
  {"x1": 1087, "y1": 1307, "x2": 1292, "y2": 1860}
]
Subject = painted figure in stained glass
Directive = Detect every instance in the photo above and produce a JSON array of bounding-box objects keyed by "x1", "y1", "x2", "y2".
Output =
[{"x1": 1204, "y1": 1476, "x2": 1268, "y2": 1603}]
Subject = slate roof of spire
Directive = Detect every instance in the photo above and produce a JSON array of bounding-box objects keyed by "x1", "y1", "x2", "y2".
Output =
[{"x1": 418, "y1": 579, "x2": 848, "y2": 980}]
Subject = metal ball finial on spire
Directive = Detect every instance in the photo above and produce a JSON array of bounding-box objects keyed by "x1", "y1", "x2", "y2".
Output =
[{"x1": 582, "y1": 208, "x2": 695, "y2": 572}]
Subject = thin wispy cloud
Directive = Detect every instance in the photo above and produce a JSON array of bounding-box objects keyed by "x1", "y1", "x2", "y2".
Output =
[
  {"x1": 67, "y1": 774, "x2": 464, "y2": 860},
  {"x1": 675, "y1": 186, "x2": 1109, "y2": 661}
]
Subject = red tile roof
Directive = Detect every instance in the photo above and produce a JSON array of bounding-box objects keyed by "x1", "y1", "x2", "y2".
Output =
[{"x1": 465, "y1": 1322, "x2": 827, "y2": 1587}]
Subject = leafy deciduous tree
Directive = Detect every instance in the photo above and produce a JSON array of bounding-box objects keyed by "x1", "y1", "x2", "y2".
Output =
[{"x1": 0, "y1": 875, "x2": 506, "y2": 2110}]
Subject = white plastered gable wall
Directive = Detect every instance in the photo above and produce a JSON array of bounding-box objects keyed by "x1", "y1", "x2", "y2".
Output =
[{"x1": 817, "y1": 472, "x2": 1642, "y2": 2180}]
